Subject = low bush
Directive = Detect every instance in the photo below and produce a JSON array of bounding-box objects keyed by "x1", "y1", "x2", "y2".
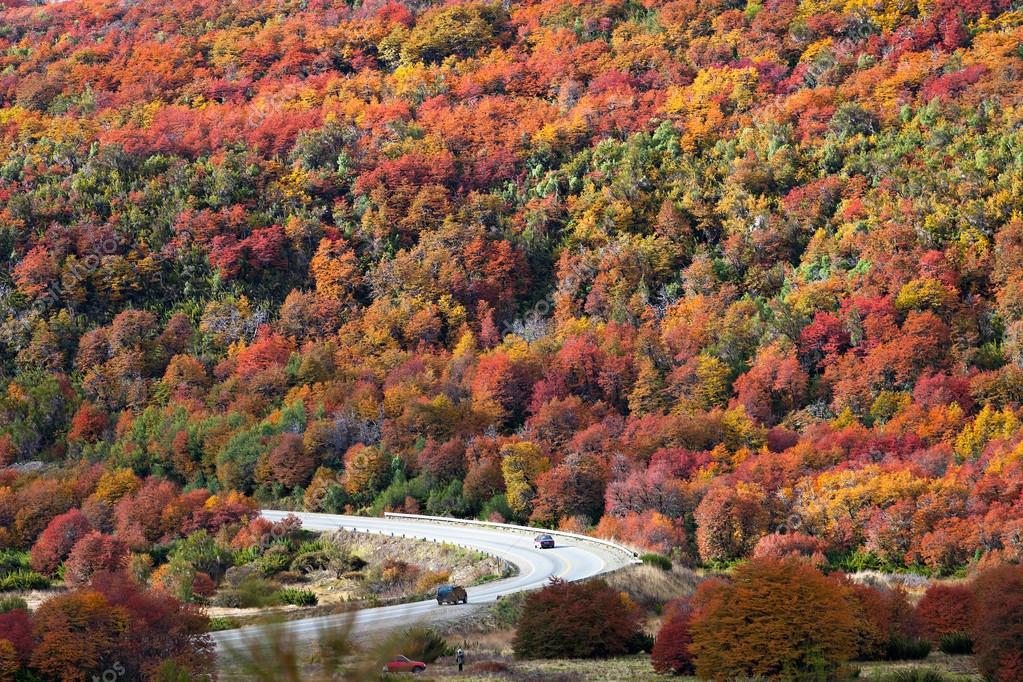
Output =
[
  {"x1": 0, "y1": 552, "x2": 30, "y2": 577},
  {"x1": 400, "y1": 625, "x2": 451, "y2": 663},
  {"x1": 290, "y1": 550, "x2": 329, "y2": 574},
  {"x1": 937, "y1": 631, "x2": 972, "y2": 655},
  {"x1": 0, "y1": 569, "x2": 50, "y2": 592},
  {"x1": 885, "y1": 635, "x2": 931, "y2": 661},
  {"x1": 275, "y1": 587, "x2": 317, "y2": 606},
  {"x1": 471, "y1": 660, "x2": 509, "y2": 673},
  {"x1": 255, "y1": 545, "x2": 293, "y2": 577},
  {"x1": 640, "y1": 553, "x2": 672, "y2": 571},
  {"x1": 213, "y1": 577, "x2": 279, "y2": 608},
  {"x1": 207, "y1": 616, "x2": 240, "y2": 632}
]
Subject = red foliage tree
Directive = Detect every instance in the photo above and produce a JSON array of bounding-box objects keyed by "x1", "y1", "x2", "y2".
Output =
[
  {"x1": 752, "y1": 532, "x2": 826, "y2": 565},
  {"x1": 30, "y1": 509, "x2": 94, "y2": 574},
  {"x1": 0, "y1": 608, "x2": 34, "y2": 664},
  {"x1": 30, "y1": 589, "x2": 127, "y2": 681},
  {"x1": 652, "y1": 598, "x2": 696, "y2": 675},
  {"x1": 694, "y1": 482, "x2": 773, "y2": 563},
  {"x1": 971, "y1": 564, "x2": 1023, "y2": 682},
  {"x1": 733, "y1": 344, "x2": 808, "y2": 425},
  {"x1": 114, "y1": 478, "x2": 179, "y2": 549},
  {"x1": 268, "y1": 432, "x2": 316, "y2": 489},
  {"x1": 915, "y1": 583, "x2": 974, "y2": 643},
  {"x1": 417, "y1": 437, "x2": 467, "y2": 482},
  {"x1": 88, "y1": 571, "x2": 214, "y2": 678},
  {"x1": 531, "y1": 453, "x2": 608, "y2": 525},
  {"x1": 63, "y1": 532, "x2": 130, "y2": 587},
  {"x1": 67, "y1": 402, "x2": 110, "y2": 444}
]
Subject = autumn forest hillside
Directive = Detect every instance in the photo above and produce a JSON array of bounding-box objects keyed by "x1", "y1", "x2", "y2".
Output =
[{"x1": 2, "y1": 0, "x2": 1023, "y2": 581}]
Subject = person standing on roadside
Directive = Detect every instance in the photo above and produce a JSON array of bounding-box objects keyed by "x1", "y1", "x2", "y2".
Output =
[{"x1": 456, "y1": 647, "x2": 465, "y2": 672}]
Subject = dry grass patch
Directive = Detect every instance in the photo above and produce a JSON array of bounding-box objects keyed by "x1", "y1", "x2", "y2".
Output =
[{"x1": 604, "y1": 563, "x2": 701, "y2": 612}]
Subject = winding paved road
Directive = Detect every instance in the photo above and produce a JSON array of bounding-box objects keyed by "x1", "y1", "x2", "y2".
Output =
[{"x1": 212, "y1": 510, "x2": 635, "y2": 653}]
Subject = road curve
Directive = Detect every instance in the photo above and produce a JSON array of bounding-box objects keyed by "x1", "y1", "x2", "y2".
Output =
[{"x1": 212, "y1": 510, "x2": 632, "y2": 652}]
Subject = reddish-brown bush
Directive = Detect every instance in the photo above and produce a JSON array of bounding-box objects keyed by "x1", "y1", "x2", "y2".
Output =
[
  {"x1": 29, "y1": 509, "x2": 94, "y2": 574},
  {"x1": 513, "y1": 578, "x2": 641, "y2": 659},
  {"x1": 0, "y1": 608, "x2": 33, "y2": 664},
  {"x1": 651, "y1": 598, "x2": 695, "y2": 675},
  {"x1": 971, "y1": 564, "x2": 1023, "y2": 682},
  {"x1": 846, "y1": 581, "x2": 917, "y2": 660},
  {"x1": 915, "y1": 583, "x2": 974, "y2": 643},
  {"x1": 268, "y1": 432, "x2": 316, "y2": 489},
  {"x1": 63, "y1": 532, "x2": 130, "y2": 587}
]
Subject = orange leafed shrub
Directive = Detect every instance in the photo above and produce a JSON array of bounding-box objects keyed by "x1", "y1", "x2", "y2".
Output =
[{"x1": 690, "y1": 558, "x2": 858, "y2": 680}]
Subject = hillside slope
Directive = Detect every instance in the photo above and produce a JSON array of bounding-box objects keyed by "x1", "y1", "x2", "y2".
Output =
[{"x1": 1, "y1": 0, "x2": 1023, "y2": 579}]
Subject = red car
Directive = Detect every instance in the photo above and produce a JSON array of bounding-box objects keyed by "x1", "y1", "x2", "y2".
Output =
[{"x1": 382, "y1": 656, "x2": 427, "y2": 674}]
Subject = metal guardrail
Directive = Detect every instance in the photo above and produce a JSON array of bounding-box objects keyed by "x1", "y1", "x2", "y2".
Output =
[{"x1": 382, "y1": 511, "x2": 642, "y2": 564}]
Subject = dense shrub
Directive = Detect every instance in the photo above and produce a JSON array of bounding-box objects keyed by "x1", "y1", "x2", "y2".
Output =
[
  {"x1": 690, "y1": 558, "x2": 857, "y2": 680},
  {"x1": 213, "y1": 577, "x2": 280, "y2": 608},
  {"x1": 255, "y1": 545, "x2": 293, "y2": 577},
  {"x1": 0, "y1": 570, "x2": 49, "y2": 592},
  {"x1": 752, "y1": 532, "x2": 826, "y2": 565},
  {"x1": 274, "y1": 587, "x2": 317, "y2": 606},
  {"x1": 914, "y1": 583, "x2": 974, "y2": 643},
  {"x1": 651, "y1": 599, "x2": 695, "y2": 675},
  {"x1": 513, "y1": 578, "x2": 641, "y2": 659},
  {"x1": 63, "y1": 532, "x2": 129, "y2": 587},
  {"x1": 884, "y1": 635, "x2": 931, "y2": 661},
  {"x1": 290, "y1": 550, "x2": 330, "y2": 574},
  {"x1": 27, "y1": 571, "x2": 212, "y2": 680},
  {"x1": 971, "y1": 564, "x2": 1023, "y2": 682},
  {"x1": 937, "y1": 631, "x2": 973, "y2": 655},
  {"x1": 0, "y1": 552, "x2": 30, "y2": 578},
  {"x1": 0, "y1": 608, "x2": 34, "y2": 663},
  {"x1": 29, "y1": 509, "x2": 94, "y2": 575},
  {"x1": 400, "y1": 626, "x2": 451, "y2": 663},
  {"x1": 846, "y1": 582, "x2": 917, "y2": 661},
  {"x1": 0, "y1": 639, "x2": 17, "y2": 679}
]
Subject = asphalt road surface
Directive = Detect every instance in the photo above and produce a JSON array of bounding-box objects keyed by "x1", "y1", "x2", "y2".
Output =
[{"x1": 212, "y1": 510, "x2": 633, "y2": 654}]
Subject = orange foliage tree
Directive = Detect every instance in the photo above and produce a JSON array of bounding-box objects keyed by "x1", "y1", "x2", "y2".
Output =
[{"x1": 690, "y1": 558, "x2": 858, "y2": 680}]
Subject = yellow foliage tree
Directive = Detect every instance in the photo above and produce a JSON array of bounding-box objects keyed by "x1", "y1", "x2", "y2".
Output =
[{"x1": 500, "y1": 441, "x2": 550, "y2": 519}]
